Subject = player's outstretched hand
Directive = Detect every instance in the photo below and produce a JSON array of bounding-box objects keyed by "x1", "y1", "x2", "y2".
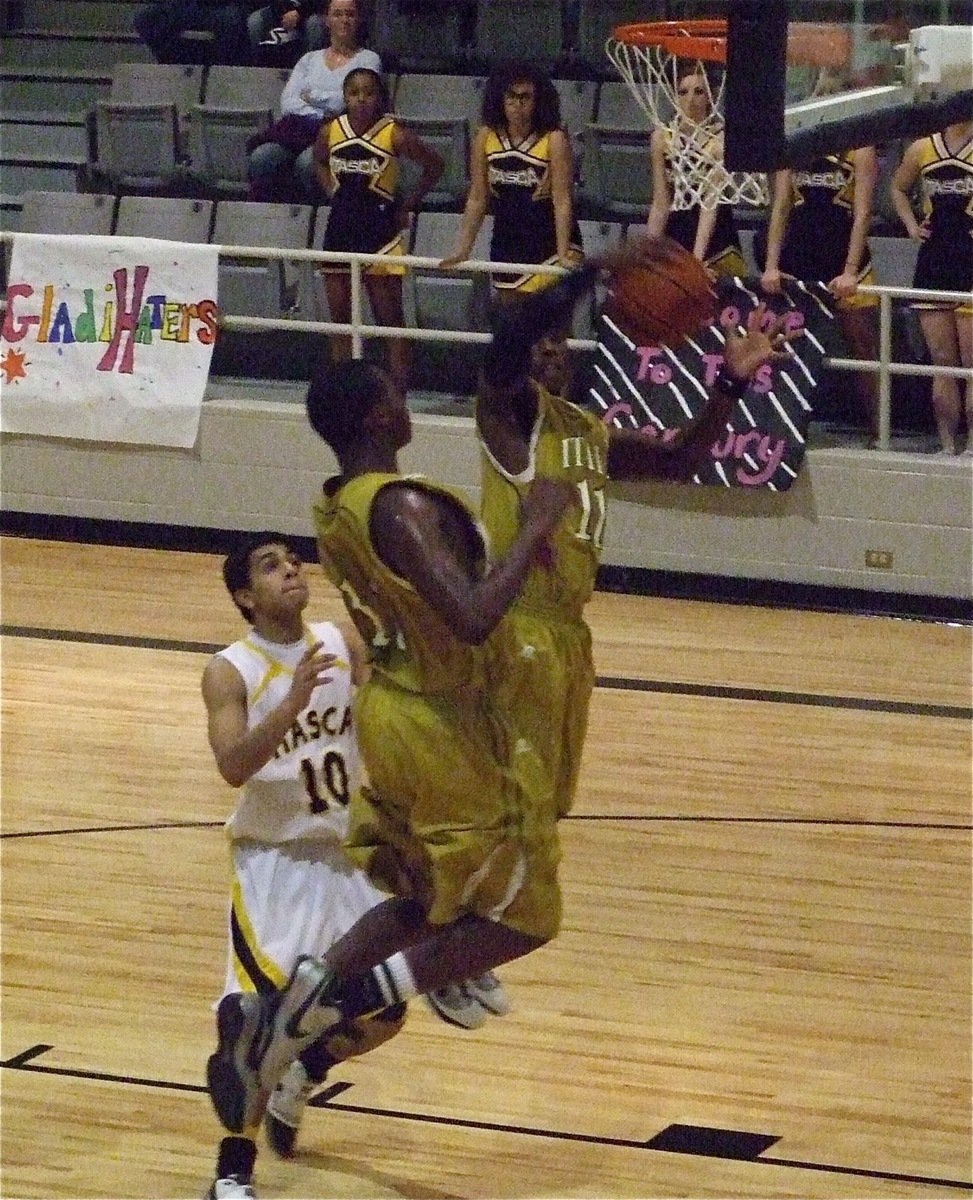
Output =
[
  {"x1": 723, "y1": 304, "x2": 801, "y2": 382},
  {"x1": 289, "y1": 641, "x2": 337, "y2": 710}
]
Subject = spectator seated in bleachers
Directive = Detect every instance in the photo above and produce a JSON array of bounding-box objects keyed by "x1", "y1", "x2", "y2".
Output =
[
  {"x1": 248, "y1": 0, "x2": 325, "y2": 68},
  {"x1": 247, "y1": 0, "x2": 379, "y2": 202}
]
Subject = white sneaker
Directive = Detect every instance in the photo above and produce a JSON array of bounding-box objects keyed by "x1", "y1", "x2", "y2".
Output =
[
  {"x1": 423, "y1": 983, "x2": 487, "y2": 1029},
  {"x1": 265, "y1": 1059, "x2": 316, "y2": 1157},
  {"x1": 465, "y1": 971, "x2": 512, "y2": 1016},
  {"x1": 206, "y1": 1176, "x2": 255, "y2": 1199}
]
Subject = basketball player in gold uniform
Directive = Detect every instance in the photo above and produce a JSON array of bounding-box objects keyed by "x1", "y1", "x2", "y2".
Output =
[
  {"x1": 206, "y1": 240, "x2": 794, "y2": 1139},
  {"x1": 477, "y1": 241, "x2": 797, "y2": 825}
]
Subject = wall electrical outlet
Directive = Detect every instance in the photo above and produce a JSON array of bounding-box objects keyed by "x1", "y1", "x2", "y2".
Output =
[{"x1": 865, "y1": 549, "x2": 894, "y2": 570}]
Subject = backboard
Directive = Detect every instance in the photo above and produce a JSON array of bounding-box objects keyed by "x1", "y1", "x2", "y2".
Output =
[{"x1": 723, "y1": 1, "x2": 973, "y2": 171}]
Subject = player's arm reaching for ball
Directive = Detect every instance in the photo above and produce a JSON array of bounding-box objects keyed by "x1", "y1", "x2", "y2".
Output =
[
  {"x1": 477, "y1": 235, "x2": 798, "y2": 481},
  {"x1": 202, "y1": 643, "x2": 336, "y2": 787}
]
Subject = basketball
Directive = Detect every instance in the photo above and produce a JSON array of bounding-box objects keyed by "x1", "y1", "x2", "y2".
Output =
[{"x1": 603, "y1": 237, "x2": 717, "y2": 348}]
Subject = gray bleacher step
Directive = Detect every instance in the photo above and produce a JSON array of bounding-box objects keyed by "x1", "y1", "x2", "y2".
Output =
[
  {"x1": 1, "y1": 197, "x2": 25, "y2": 233},
  {"x1": 17, "y1": 0, "x2": 142, "y2": 33},
  {"x1": 0, "y1": 66, "x2": 112, "y2": 115},
  {"x1": 0, "y1": 29, "x2": 152, "y2": 68},
  {"x1": 0, "y1": 160, "x2": 85, "y2": 199},
  {"x1": 1, "y1": 117, "x2": 89, "y2": 159}
]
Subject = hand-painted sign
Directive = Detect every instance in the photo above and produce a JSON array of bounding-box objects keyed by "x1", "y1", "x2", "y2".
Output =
[
  {"x1": 589, "y1": 276, "x2": 847, "y2": 490},
  {"x1": 1, "y1": 233, "x2": 219, "y2": 448}
]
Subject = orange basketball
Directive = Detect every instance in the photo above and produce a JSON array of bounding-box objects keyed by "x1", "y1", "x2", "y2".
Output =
[{"x1": 603, "y1": 237, "x2": 717, "y2": 348}]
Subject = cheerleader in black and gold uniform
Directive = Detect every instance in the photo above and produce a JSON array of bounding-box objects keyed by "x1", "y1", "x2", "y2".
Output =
[
  {"x1": 646, "y1": 68, "x2": 747, "y2": 278},
  {"x1": 314, "y1": 68, "x2": 443, "y2": 389},
  {"x1": 758, "y1": 146, "x2": 881, "y2": 441},
  {"x1": 440, "y1": 61, "x2": 582, "y2": 301},
  {"x1": 891, "y1": 122, "x2": 973, "y2": 454}
]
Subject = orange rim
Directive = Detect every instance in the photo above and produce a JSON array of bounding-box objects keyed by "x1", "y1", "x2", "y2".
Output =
[
  {"x1": 612, "y1": 19, "x2": 852, "y2": 68},
  {"x1": 612, "y1": 20, "x2": 728, "y2": 63}
]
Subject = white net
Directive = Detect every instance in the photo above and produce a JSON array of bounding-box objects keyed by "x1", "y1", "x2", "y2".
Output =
[{"x1": 606, "y1": 33, "x2": 769, "y2": 210}]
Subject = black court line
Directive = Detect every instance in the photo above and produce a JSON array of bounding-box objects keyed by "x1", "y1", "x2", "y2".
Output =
[
  {"x1": 598, "y1": 674, "x2": 973, "y2": 720},
  {"x1": 5, "y1": 625, "x2": 970, "y2": 721},
  {"x1": 3, "y1": 817, "x2": 969, "y2": 842},
  {"x1": 2, "y1": 1049, "x2": 970, "y2": 1193},
  {"x1": 0, "y1": 820, "x2": 221, "y2": 840},
  {"x1": 564, "y1": 815, "x2": 973, "y2": 831},
  {"x1": 1, "y1": 625, "x2": 219, "y2": 655}
]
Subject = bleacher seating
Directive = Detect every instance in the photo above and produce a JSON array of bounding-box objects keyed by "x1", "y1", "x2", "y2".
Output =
[
  {"x1": 471, "y1": 0, "x2": 565, "y2": 73},
  {"x1": 114, "y1": 194, "x2": 214, "y2": 241},
  {"x1": 393, "y1": 74, "x2": 485, "y2": 208},
  {"x1": 212, "y1": 199, "x2": 315, "y2": 318},
  {"x1": 369, "y1": 0, "x2": 472, "y2": 73},
  {"x1": 91, "y1": 63, "x2": 204, "y2": 190},
  {"x1": 552, "y1": 76, "x2": 598, "y2": 170},
  {"x1": 594, "y1": 80, "x2": 649, "y2": 129},
  {"x1": 189, "y1": 66, "x2": 288, "y2": 195},
  {"x1": 579, "y1": 125, "x2": 651, "y2": 220},
  {"x1": 406, "y1": 208, "x2": 493, "y2": 392},
  {"x1": 574, "y1": 0, "x2": 664, "y2": 79},
  {"x1": 408, "y1": 209, "x2": 492, "y2": 333},
  {"x1": 19, "y1": 188, "x2": 115, "y2": 235}
]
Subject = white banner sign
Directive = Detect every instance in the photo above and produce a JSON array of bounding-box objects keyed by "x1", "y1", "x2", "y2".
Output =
[{"x1": 1, "y1": 233, "x2": 218, "y2": 448}]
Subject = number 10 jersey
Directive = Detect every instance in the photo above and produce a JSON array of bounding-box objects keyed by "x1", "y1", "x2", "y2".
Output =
[{"x1": 218, "y1": 621, "x2": 360, "y2": 845}]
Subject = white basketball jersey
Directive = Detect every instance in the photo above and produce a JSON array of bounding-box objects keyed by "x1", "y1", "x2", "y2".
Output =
[{"x1": 218, "y1": 621, "x2": 361, "y2": 845}]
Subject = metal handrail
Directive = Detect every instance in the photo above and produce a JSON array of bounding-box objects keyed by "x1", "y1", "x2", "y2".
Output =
[{"x1": 2, "y1": 232, "x2": 970, "y2": 451}]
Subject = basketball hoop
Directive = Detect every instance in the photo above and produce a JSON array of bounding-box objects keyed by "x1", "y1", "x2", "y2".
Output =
[{"x1": 606, "y1": 20, "x2": 853, "y2": 211}]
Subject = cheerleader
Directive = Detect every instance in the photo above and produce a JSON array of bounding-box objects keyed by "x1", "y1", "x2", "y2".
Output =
[
  {"x1": 440, "y1": 61, "x2": 582, "y2": 303},
  {"x1": 314, "y1": 67, "x2": 443, "y2": 391},
  {"x1": 890, "y1": 121, "x2": 973, "y2": 455},
  {"x1": 646, "y1": 66, "x2": 747, "y2": 279},
  {"x1": 758, "y1": 145, "x2": 881, "y2": 442}
]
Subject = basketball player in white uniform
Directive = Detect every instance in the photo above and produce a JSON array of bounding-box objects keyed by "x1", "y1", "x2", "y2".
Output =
[
  {"x1": 202, "y1": 531, "x2": 408, "y2": 1199},
  {"x1": 202, "y1": 531, "x2": 507, "y2": 1199}
]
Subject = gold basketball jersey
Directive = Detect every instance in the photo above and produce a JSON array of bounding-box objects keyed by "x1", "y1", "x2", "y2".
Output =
[
  {"x1": 480, "y1": 385, "x2": 609, "y2": 620},
  {"x1": 313, "y1": 473, "x2": 492, "y2": 696}
]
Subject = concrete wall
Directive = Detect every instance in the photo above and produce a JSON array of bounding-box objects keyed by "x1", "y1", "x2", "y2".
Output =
[{"x1": 1, "y1": 377, "x2": 971, "y2": 599}]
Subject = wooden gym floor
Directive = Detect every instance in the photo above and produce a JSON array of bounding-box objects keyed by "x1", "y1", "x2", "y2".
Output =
[{"x1": 1, "y1": 535, "x2": 971, "y2": 1199}]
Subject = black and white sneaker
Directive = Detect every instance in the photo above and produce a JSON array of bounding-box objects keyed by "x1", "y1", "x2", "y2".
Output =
[
  {"x1": 265, "y1": 1059, "x2": 316, "y2": 1157},
  {"x1": 208, "y1": 959, "x2": 342, "y2": 1134},
  {"x1": 465, "y1": 970, "x2": 512, "y2": 1016},
  {"x1": 423, "y1": 983, "x2": 487, "y2": 1029},
  {"x1": 207, "y1": 992, "x2": 273, "y2": 1134}
]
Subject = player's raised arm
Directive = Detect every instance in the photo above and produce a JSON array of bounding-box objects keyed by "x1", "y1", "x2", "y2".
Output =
[{"x1": 202, "y1": 643, "x2": 336, "y2": 787}]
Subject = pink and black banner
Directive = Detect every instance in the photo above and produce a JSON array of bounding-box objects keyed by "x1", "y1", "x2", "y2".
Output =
[{"x1": 590, "y1": 277, "x2": 845, "y2": 490}]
